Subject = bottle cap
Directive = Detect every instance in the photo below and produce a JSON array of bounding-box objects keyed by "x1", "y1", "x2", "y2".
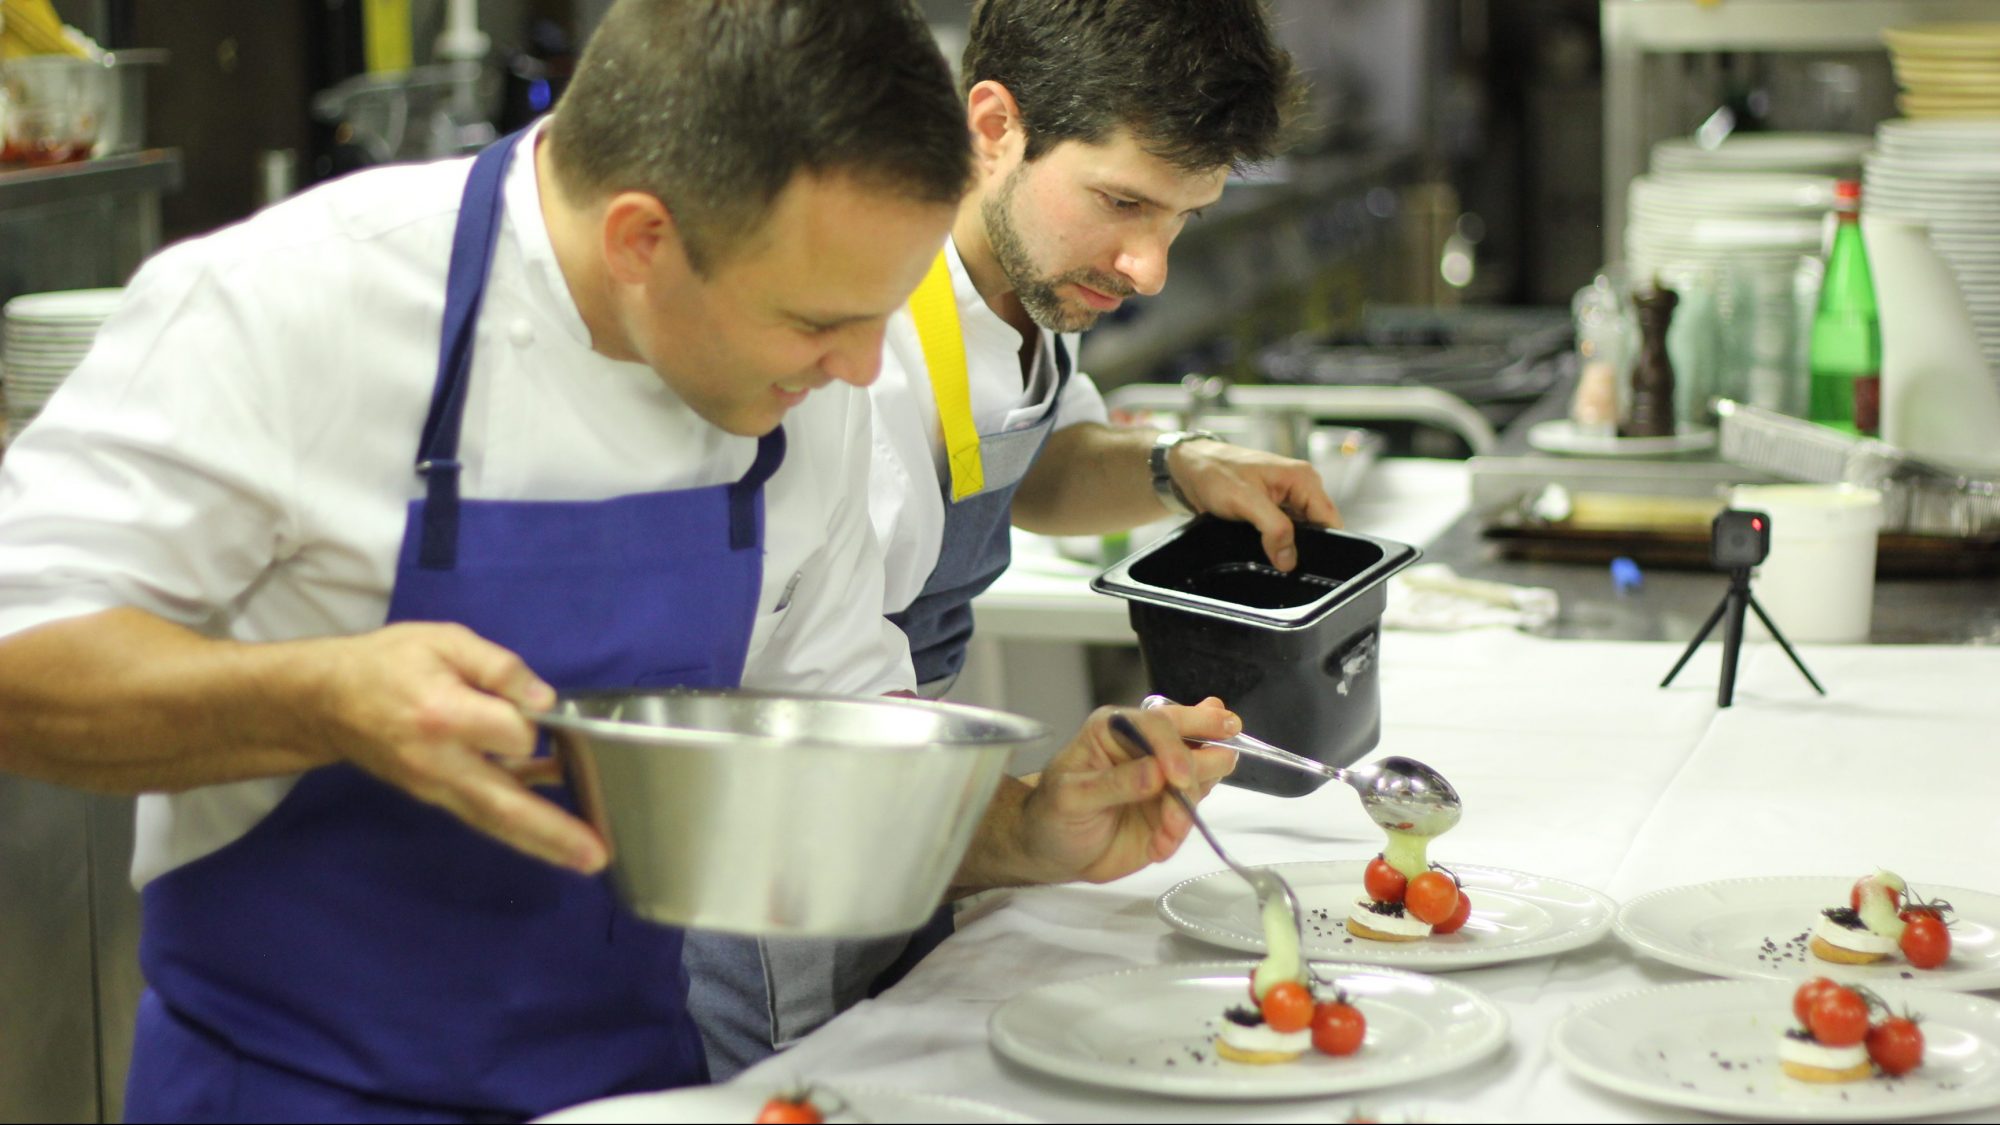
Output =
[{"x1": 1833, "y1": 180, "x2": 1862, "y2": 212}]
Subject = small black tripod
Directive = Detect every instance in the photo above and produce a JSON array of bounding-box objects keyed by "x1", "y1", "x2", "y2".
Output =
[{"x1": 1660, "y1": 563, "x2": 1826, "y2": 707}]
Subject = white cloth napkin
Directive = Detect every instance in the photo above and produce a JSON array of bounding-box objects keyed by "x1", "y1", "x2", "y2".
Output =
[{"x1": 1383, "y1": 562, "x2": 1559, "y2": 632}]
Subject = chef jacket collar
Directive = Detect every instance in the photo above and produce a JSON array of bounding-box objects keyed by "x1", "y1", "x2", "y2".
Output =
[{"x1": 501, "y1": 116, "x2": 594, "y2": 349}]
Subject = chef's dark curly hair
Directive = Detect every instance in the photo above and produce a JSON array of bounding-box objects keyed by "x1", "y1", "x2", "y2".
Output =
[
  {"x1": 549, "y1": 0, "x2": 970, "y2": 274},
  {"x1": 961, "y1": 0, "x2": 1302, "y2": 172}
]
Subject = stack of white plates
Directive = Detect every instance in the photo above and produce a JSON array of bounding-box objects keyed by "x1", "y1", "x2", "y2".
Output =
[
  {"x1": 1648, "y1": 132, "x2": 1871, "y2": 178},
  {"x1": 1624, "y1": 170, "x2": 1837, "y2": 283},
  {"x1": 2, "y1": 288, "x2": 121, "y2": 444},
  {"x1": 1864, "y1": 118, "x2": 2000, "y2": 374},
  {"x1": 1884, "y1": 23, "x2": 2000, "y2": 119}
]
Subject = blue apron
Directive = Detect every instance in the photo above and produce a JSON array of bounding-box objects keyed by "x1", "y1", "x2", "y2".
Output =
[
  {"x1": 683, "y1": 285, "x2": 1069, "y2": 1080},
  {"x1": 125, "y1": 129, "x2": 784, "y2": 1123}
]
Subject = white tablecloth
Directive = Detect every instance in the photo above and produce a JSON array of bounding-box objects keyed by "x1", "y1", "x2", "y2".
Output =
[{"x1": 738, "y1": 630, "x2": 2000, "y2": 1122}]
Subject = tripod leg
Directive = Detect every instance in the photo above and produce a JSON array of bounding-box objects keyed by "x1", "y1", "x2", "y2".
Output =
[
  {"x1": 1747, "y1": 594, "x2": 1828, "y2": 696},
  {"x1": 1719, "y1": 586, "x2": 1750, "y2": 708},
  {"x1": 1661, "y1": 595, "x2": 1730, "y2": 688}
]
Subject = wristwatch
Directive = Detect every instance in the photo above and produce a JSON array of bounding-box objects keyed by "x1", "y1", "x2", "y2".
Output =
[{"x1": 1148, "y1": 429, "x2": 1222, "y2": 516}]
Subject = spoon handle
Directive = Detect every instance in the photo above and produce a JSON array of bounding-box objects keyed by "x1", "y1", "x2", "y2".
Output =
[{"x1": 1139, "y1": 695, "x2": 1342, "y2": 783}]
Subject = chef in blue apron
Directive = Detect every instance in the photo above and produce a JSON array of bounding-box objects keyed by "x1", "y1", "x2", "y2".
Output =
[
  {"x1": 0, "y1": 4, "x2": 1236, "y2": 1121},
  {"x1": 684, "y1": 0, "x2": 1341, "y2": 1078}
]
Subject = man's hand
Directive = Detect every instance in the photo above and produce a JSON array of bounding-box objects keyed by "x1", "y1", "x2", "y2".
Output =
[
  {"x1": 1169, "y1": 439, "x2": 1341, "y2": 572},
  {"x1": 308, "y1": 622, "x2": 608, "y2": 874},
  {"x1": 957, "y1": 697, "x2": 1240, "y2": 890}
]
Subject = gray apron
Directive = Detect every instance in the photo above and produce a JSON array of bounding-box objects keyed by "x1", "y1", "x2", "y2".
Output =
[{"x1": 683, "y1": 332, "x2": 1072, "y2": 1078}]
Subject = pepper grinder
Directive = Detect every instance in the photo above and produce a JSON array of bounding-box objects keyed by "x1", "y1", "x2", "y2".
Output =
[{"x1": 1623, "y1": 283, "x2": 1679, "y2": 439}]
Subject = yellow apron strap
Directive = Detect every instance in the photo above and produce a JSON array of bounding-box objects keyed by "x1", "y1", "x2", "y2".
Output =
[{"x1": 908, "y1": 249, "x2": 984, "y2": 502}]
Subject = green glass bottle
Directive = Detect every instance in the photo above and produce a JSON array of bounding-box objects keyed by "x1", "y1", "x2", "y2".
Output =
[{"x1": 1807, "y1": 180, "x2": 1881, "y2": 435}]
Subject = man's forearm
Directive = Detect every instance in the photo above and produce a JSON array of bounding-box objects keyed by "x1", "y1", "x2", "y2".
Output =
[
  {"x1": 0, "y1": 607, "x2": 336, "y2": 792},
  {"x1": 1009, "y1": 423, "x2": 1164, "y2": 534},
  {"x1": 949, "y1": 775, "x2": 1069, "y2": 893}
]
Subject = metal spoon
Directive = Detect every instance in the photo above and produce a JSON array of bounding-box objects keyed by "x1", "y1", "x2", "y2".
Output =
[
  {"x1": 1106, "y1": 711, "x2": 1313, "y2": 968},
  {"x1": 1141, "y1": 694, "x2": 1462, "y2": 839}
]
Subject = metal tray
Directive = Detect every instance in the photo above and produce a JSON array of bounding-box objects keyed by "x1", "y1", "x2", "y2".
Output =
[{"x1": 1714, "y1": 399, "x2": 2000, "y2": 538}]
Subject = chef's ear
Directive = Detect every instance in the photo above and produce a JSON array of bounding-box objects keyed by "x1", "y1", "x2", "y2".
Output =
[
  {"x1": 600, "y1": 191, "x2": 683, "y2": 285},
  {"x1": 964, "y1": 79, "x2": 1027, "y2": 176}
]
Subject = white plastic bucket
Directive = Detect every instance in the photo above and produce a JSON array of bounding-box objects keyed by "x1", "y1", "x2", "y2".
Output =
[{"x1": 1730, "y1": 483, "x2": 1883, "y2": 644}]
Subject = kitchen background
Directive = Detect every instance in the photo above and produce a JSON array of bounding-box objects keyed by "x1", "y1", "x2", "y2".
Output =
[{"x1": 4, "y1": 1, "x2": 1998, "y2": 1121}]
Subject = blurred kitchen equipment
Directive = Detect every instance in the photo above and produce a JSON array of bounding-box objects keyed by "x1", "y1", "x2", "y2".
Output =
[
  {"x1": 1104, "y1": 710, "x2": 1311, "y2": 963},
  {"x1": 1255, "y1": 305, "x2": 1572, "y2": 444},
  {"x1": 537, "y1": 688, "x2": 1043, "y2": 937},
  {"x1": 1716, "y1": 398, "x2": 2000, "y2": 539},
  {"x1": 1092, "y1": 516, "x2": 1419, "y2": 798},
  {"x1": 1, "y1": 53, "x2": 108, "y2": 165},
  {"x1": 94, "y1": 48, "x2": 167, "y2": 156},
  {"x1": 1308, "y1": 426, "x2": 1384, "y2": 505},
  {"x1": 1863, "y1": 215, "x2": 2000, "y2": 470},
  {"x1": 1138, "y1": 695, "x2": 1461, "y2": 838},
  {"x1": 1112, "y1": 387, "x2": 1494, "y2": 481}
]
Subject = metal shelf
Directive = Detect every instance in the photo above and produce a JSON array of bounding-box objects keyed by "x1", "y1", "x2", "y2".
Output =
[{"x1": 0, "y1": 148, "x2": 182, "y2": 212}]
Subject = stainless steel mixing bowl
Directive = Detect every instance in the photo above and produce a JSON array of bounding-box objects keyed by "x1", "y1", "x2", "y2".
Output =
[{"x1": 536, "y1": 689, "x2": 1047, "y2": 937}]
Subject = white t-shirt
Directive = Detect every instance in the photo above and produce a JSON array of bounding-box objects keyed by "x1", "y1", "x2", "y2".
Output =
[
  {"x1": 0, "y1": 121, "x2": 914, "y2": 886},
  {"x1": 867, "y1": 238, "x2": 1107, "y2": 614}
]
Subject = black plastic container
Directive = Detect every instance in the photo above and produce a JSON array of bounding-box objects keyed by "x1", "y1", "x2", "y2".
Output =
[{"x1": 1092, "y1": 517, "x2": 1419, "y2": 797}]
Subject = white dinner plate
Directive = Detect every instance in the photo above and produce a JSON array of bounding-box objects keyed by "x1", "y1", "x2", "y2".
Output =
[
  {"x1": 987, "y1": 961, "x2": 1506, "y2": 1100},
  {"x1": 1527, "y1": 420, "x2": 1717, "y2": 458},
  {"x1": 1552, "y1": 979, "x2": 2000, "y2": 1121},
  {"x1": 1159, "y1": 861, "x2": 1615, "y2": 971},
  {"x1": 1616, "y1": 877, "x2": 2000, "y2": 990},
  {"x1": 536, "y1": 1083, "x2": 1038, "y2": 1124}
]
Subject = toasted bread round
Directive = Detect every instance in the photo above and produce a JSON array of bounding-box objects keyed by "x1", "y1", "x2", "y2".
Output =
[
  {"x1": 1810, "y1": 935, "x2": 1888, "y2": 965},
  {"x1": 1782, "y1": 1057, "x2": 1873, "y2": 1083},
  {"x1": 1213, "y1": 1036, "x2": 1305, "y2": 1065},
  {"x1": 1346, "y1": 916, "x2": 1426, "y2": 943}
]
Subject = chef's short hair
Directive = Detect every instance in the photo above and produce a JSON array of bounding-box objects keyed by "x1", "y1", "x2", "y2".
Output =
[
  {"x1": 548, "y1": 0, "x2": 969, "y2": 274},
  {"x1": 961, "y1": 0, "x2": 1301, "y2": 173}
]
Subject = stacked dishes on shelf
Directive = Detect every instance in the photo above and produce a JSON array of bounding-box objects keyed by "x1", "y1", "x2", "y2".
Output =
[
  {"x1": 1884, "y1": 22, "x2": 2000, "y2": 119},
  {"x1": 1863, "y1": 118, "x2": 2000, "y2": 378},
  {"x1": 1625, "y1": 136, "x2": 1865, "y2": 419},
  {"x1": 1, "y1": 288, "x2": 121, "y2": 445}
]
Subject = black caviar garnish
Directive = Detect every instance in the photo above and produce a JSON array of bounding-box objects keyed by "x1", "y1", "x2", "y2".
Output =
[
  {"x1": 1822, "y1": 906, "x2": 1864, "y2": 930},
  {"x1": 1362, "y1": 899, "x2": 1410, "y2": 918},
  {"x1": 1223, "y1": 1006, "x2": 1264, "y2": 1028}
]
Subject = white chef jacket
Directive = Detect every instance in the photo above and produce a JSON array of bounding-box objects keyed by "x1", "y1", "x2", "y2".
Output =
[
  {"x1": 867, "y1": 237, "x2": 1108, "y2": 613},
  {"x1": 0, "y1": 120, "x2": 915, "y2": 887}
]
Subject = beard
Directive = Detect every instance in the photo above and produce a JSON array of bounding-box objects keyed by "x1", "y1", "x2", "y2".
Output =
[{"x1": 981, "y1": 169, "x2": 1134, "y2": 334}]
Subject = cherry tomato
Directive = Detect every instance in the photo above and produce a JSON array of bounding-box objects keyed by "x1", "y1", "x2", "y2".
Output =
[
  {"x1": 1852, "y1": 878, "x2": 1902, "y2": 913},
  {"x1": 755, "y1": 1097, "x2": 823, "y2": 1125},
  {"x1": 1311, "y1": 997, "x2": 1366, "y2": 1056},
  {"x1": 1430, "y1": 888, "x2": 1473, "y2": 935},
  {"x1": 1807, "y1": 985, "x2": 1870, "y2": 1047},
  {"x1": 1364, "y1": 855, "x2": 1407, "y2": 903},
  {"x1": 1866, "y1": 1015, "x2": 1925, "y2": 1077},
  {"x1": 1260, "y1": 980, "x2": 1314, "y2": 1032},
  {"x1": 1901, "y1": 913, "x2": 1951, "y2": 969},
  {"x1": 1405, "y1": 871, "x2": 1460, "y2": 926},
  {"x1": 1793, "y1": 977, "x2": 1841, "y2": 1027}
]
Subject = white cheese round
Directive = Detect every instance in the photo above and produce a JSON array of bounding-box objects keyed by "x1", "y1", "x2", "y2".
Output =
[
  {"x1": 1814, "y1": 915, "x2": 1898, "y2": 955},
  {"x1": 1217, "y1": 1020, "x2": 1312, "y2": 1056},
  {"x1": 1347, "y1": 902, "x2": 1432, "y2": 937},
  {"x1": 1778, "y1": 1034, "x2": 1868, "y2": 1071}
]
